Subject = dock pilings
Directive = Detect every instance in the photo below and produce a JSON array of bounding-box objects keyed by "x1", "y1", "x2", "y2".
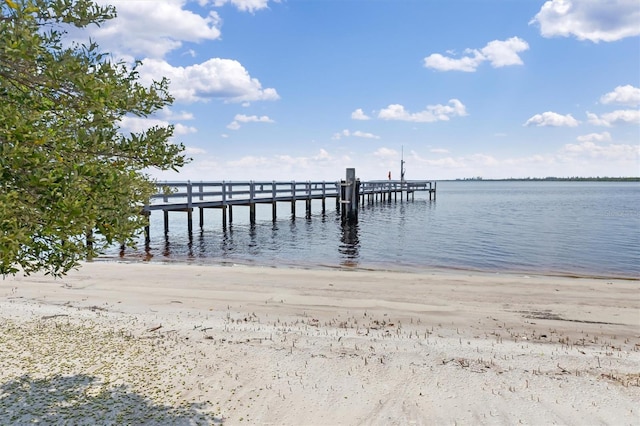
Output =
[{"x1": 143, "y1": 170, "x2": 435, "y2": 239}]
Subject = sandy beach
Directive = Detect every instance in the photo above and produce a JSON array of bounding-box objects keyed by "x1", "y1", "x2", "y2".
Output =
[{"x1": 1, "y1": 261, "x2": 638, "y2": 425}]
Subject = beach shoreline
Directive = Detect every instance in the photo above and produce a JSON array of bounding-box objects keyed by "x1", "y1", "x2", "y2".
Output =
[
  {"x1": 1, "y1": 261, "x2": 639, "y2": 425},
  {"x1": 96, "y1": 254, "x2": 640, "y2": 281}
]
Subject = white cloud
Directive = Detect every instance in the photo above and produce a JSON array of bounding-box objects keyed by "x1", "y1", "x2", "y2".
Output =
[
  {"x1": 332, "y1": 129, "x2": 350, "y2": 140},
  {"x1": 139, "y1": 58, "x2": 280, "y2": 104},
  {"x1": 406, "y1": 140, "x2": 639, "y2": 179},
  {"x1": 92, "y1": 0, "x2": 221, "y2": 59},
  {"x1": 174, "y1": 123, "x2": 198, "y2": 135},
  {"x1": 351, "y1": 108, "x2": 371, "y2": 120},
  {"x1": 600, "y1": 85, "x2": 640, "y2": 106},
  {"x1": 159, "y1": 108, "x2": 195, "y2": 121},
  {"x1": 352, "y1": 131, "x2": 380, "y2": 139},
  {"x1": 585, "y1": 112, "x2": 609, "y2": 126},
  {"x1": 378, "y1": 99, "x2": 467, "y2": 122},
  {"x1": 560, "y1": 140, "x2": 640, "y2": 160},
  {"x1": 315, "y1": 149, "x2": 332, "y2": 160},
  {"x1": 423, "y1": 53, "x2": 482, "y2": 72},
  {"x1": 430, "y1": 148, "x2": 450, "y2": 154},
  {"x1": 184, "y1": 146, "x2": 207, "y2": 155},
  {"x1": 210, "y1": 0, "x2": 278, "y2": 13},
  {"x1": 424, "y1": 37, "x2": 529, "y2": 72},
  {"x1": 530, "y1": 0, "x2": 640, "y2": 42},
  {"x1": 469, "y1": 153, "x2": 500, "y2": 166},
  {"x1": 480, "y1": 38, "x2": 530, "y2": 67},
  {"x1": 234, "y1": 114, "x2": 275, "y2": 123},
  {"x1": 227, "y1": 114, "x2": 274, "y2": 130},
  {"x1": 587, "y1": 110, "x2": 640, "y2": 126},
  {"x1": 332, "y1": 129, "x2": 380, "y2": 140},
  {"x1": 150, "y1": 139, "x2": 640, "y2": 181},
  {"x1": 524, "y1": 111, "x2": 579, "y2": 127},
  {"x1": 227, "y1": 155, "x2": 271, "y2": 168},
  {"x1": 118, "y1": 116, "x2": 196, "y2": 136},
  {"x1": 576, "y1": 132, "x2": 612, "y2": 142},
  {"x1": 373, "y1": 148, "x2": 398, "y2": 160},
  {"x1": 216, "y1": 149, "x2": 351, "y2": 180}
]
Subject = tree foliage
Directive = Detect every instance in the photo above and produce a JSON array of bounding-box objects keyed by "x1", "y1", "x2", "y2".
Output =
[{"x1": 1, "y1": 0, "x2": 187, "y2": 276}]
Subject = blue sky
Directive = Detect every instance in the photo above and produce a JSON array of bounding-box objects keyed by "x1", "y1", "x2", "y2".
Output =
[{"x1": 86, "y1": 0, "x2": 639, "y2": 181}]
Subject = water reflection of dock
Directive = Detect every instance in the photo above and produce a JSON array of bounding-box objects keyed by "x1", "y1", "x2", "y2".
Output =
[{"x1": 339, "y1": 220, "x2": 360, "y2": 267}]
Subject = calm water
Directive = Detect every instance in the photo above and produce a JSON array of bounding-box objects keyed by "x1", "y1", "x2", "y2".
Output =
[{"x1": 109, "y1": 181, "x2": 640, "y2": 278}]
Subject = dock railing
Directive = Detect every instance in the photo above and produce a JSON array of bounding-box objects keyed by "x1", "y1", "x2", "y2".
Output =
[
  {"x1": 139, "y1": 178, "x2": 435, "y2": 239},
  {"x1": 147, "y1": 180, "x2": 341, "y2": 211},
  {"x1": 360, "y1": 180, "x2": 434, "y2": 194},
  {"x1": 147, "y1": 179, "x2": 435, "y2": 210}
]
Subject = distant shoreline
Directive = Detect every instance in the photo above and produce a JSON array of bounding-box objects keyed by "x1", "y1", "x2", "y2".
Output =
[{"x1": 447, "y1": 177, "x2": 640, "y2": 182}]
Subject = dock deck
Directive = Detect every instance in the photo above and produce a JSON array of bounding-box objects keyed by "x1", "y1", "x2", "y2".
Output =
[{"x1": 144, "y1": 179, "x2": 436, "y2": 235}]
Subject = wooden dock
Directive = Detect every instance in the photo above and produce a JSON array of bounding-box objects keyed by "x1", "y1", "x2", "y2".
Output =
[{"x1": 144, "y1": 177, "x2": 436, "y2": 238}]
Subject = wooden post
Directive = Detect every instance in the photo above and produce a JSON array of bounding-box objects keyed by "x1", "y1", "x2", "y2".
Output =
[
  {"x1": 305, "y1": 181, "x2": 312, "y2": 218},
  {"x1": 222, "y1": 206, "x2": 227, "y2": 228},
  {"x1": 164, "y1": 210, "x2": 169, "y2": 234},
  {"x1": 199, "y1": 207, "x2": 204, "y2": 228},
  {"x1": 272, "y1": 181, "x2": 277, "y2": 221},
  {"x1": 143, "y1": 211, "x2": 150, "y2": 245},
  {"x1": 249, "y1": 181, "x2": 256, "y2": 224},
  {"x1": 229, "y1": 205, "x2": 233, "y2": 223},
  {"x1": 249, "y1": 203, "x2": 256, "y2": 224},
  {"x1": 85, "y1": 229, "x2": 94, "y2": 253},
  {"x1": 291, "y1": 180, "x2": 296, "y2": 217},
  {"x1": 222, "y1": 181, "x2": 227, "y2": 204},
  {"x1": 187, "y1": 181, "x2": 193, "y2": 234}
]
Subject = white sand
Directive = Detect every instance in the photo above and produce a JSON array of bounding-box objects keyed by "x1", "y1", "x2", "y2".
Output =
[{"x1": 1, "y1": 261, "x2": 638, "y2": 425}]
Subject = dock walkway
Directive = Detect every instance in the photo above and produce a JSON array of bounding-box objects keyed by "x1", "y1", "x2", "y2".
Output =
[{"x1": 145, "y1": 179, "x2": 436, "y2": 234}]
